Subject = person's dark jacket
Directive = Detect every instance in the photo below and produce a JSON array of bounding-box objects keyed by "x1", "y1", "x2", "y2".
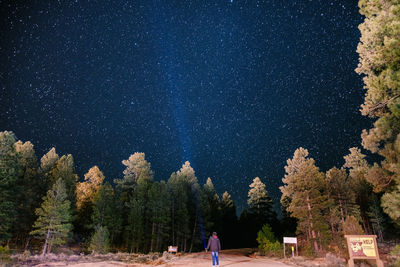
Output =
[{"x1": 207, "y1": 236, "x2": 221, "y2": 252}]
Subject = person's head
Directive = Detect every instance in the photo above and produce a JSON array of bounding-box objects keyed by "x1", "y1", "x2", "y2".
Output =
[{"x1": 212, "y1": 232, "x2": 217, "y2": 237}]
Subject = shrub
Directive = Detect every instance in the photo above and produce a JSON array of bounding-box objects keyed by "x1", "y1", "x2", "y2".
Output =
[
  {"x1": 0, "y1": 245, "x2": 11, "y2": 262},
  {"x1": 343, "y1": 216, "x2": 364, "y2": 235},
  {"x1": 89, "y1": 225, "x2": 110, "y2": 254},
  {"x1": 390, "y1": 245, "x2": 400, "y2": 266},
  {"x1": 18, "y1": 250, "x2": 31, "y2": 262},
  {"x1": 257, "y1": 224, "x2": 283, "y2": 257}
]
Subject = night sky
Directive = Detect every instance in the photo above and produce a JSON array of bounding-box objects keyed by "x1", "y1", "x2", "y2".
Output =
[{"x1": 1, "y1": 0, "x2": 371, "y2": 212}]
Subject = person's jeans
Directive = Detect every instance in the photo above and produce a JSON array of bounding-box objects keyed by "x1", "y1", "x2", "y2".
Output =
[{"x1": 211, "y1": 251, "x2": 219, "y2": 266}]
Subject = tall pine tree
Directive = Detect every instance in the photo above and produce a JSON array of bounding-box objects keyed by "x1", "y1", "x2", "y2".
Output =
[
  {"x1": 0, "y1": 131, "x2": 20, "y2": 244},
  {"x1": 280, "y1": 148, "x2": 330, "y2": 252},
  {"x1": 356, "y1": 0, "x2": 400, "y2": 225},
  {"x1": 30, "y1": 178, "x2": 72, "y2": 256}
]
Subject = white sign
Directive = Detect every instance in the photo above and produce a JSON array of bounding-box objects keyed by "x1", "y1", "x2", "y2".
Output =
[
  {"x1": 168, "y1": 246, "x2": 178, "y2": 253},
  {"x1": 283, "y1": 237, "x2": 297, "y2": 244}
]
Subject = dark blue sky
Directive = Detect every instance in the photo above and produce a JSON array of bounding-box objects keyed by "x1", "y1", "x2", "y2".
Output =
[{"x1": 1, "y1": 0, "x2": 371, "y2": 211}]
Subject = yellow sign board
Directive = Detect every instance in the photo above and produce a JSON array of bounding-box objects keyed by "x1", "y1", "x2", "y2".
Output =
[
  {"x1": 348, "y1": 236, "x2": 376, "y2": 257},
  {"x1": 344, "y1": 235, "x2": 383, "y2": 267}
]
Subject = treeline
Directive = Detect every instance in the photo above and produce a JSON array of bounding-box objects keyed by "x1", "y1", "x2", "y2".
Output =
[
  {"x1": 0, "y1": 132, "x2": 279, "y2": 255},
  {"x1": 279, "y1": 0, "x2": 400, "y2": 255}
]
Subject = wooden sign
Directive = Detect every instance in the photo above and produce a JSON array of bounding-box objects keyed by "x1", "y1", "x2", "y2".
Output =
[
  {"x1": 283, "y1": 237, "x2": 297, "y2": 244},
  {"x1": 168, "y1": 246, "x2": 178, "y2": 253},
  {"x1": 344, "y1": 235, "x2": 383, "y2": 267}
]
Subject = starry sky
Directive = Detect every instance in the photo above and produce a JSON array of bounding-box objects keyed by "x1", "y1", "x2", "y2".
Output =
[{"x1": 1, "y1": 0, "x2": 371, "y2": 212}]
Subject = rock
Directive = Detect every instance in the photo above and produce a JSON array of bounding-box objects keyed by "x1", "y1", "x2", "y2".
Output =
[
  {"x1": 162, "y1": 251, "x2": 170, "y2": 260},
  {"x1": 325, "y1": 252, "x2": 346, "y2": 267}
]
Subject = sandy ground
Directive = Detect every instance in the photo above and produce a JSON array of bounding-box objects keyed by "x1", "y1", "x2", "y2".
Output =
[{"x1": 33, "y1": 250, "x2": 294, "y2": 267}]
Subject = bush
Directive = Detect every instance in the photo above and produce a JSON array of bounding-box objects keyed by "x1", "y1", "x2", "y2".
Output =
[
  {"x1": 89, "y1": 225, "x2": 110, "y2": 254},
  {"x1": 302, "y1": 243, "x2": 316, "y2": 258},
  {"x1": 390, "y1": 245, "x2": 400, "y2": 266},
  {"x1": 257, "y1": 224, "x2": 283, "y2": 257},
  {"x1": 0, "y1": 245, "x2": 11, "y2": 262},
  {"x1": 18, "y1": 250, "x2": 31, "y2": 262},
  {"x1": 343, "y1": 216, "x2": 364, "y2": 235}
]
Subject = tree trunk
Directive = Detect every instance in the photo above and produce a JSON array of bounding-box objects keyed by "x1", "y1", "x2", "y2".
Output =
[
  {"x1": 338, "y1": 193, "x2": 345, "y2": 223},
  {"x1": 189, "y1": 218, "x2": 197, "y2": 253},
  {"x1": 150, "y1": 222, "x2": 155, "y2": 252},
  {"x1": 172, "y1": 203, "x2": 175, "y2": 245},
  {"x1": 156, "y1": 223, "x2": 161, "y2": 252},
  {"x1": 41, "y1": 229, "x2": 51, "y2": 257},
  {"x1": 25, "y1": 236, "x2": 32, "y2": 251},
  {"x1": 306, "y1": 195, "x2": 319, "y2": 252}
]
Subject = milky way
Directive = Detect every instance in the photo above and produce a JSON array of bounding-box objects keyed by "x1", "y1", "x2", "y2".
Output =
[{"x1": 1, "y1": 0, "x2": 371, "y2": 212}]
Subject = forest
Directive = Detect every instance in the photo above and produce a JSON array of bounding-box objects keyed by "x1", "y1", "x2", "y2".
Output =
[
  {"x1": 1, "y1": 0, "x2": 400, "y2": 261},
  {"x1": 0, "y1": 138, "x2": 279, "y2": 255}
]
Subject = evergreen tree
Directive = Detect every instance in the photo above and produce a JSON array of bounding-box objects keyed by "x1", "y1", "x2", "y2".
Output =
[
  {"x1": 202, "y1": 178, "x2": 221, "y2": 236},
  {"x1": 367, "y1": 195, "x2": 386, "y2": 242},
  {"x1": 168, "y1": 161, "x2": 199, "y2": 252},
  {"x1": 115, "y1": 152, "x2": 153, "y2": 252},
  {"x1": 13, "y1": 140, "x2": 42, "y2": 247},
  {"x1": 40, "y1": 148, "x2": 59, "y2": 175},
  {"x1": 76, "y1": 166, "x2": 105, "y2": 209},
  {"x1": 75, "y1": 166, "x2": 105, "y2": 240},
  {"x1": 280, "y1": 148, "x2": 331, "y2": 252},
  {"x1": 30, "y1": 179, "x2": 72, "y2": 256},
  {"x1": 248, "y1": 177, "x2": 276, "y2": 227},
  {"x1": 148, "y1": 181, "x2": 171, "y2": 252},
  {"x1": 89, "y1": 225, "x2": 110, "y2": 254},
  {"x1": 356, "y1": 0, "x2": 400, "y2": 225},
  {"x1": 219, "y1": 191, "x2": 237, "y2": 248},
  {"x1": 0, "y1": 131, "x2": 20, "y2": 244},
  {"x1": 343, "y1": 147, "x2": 375, "y2": 232},
  {"x1": 325, "y1": 167, "x2": 360, "y2": 223},
  {"x1": 92, "y1": 182, "x2": 121, "y2": 246},
  {"x1": 120, "y1": 152, "x2": 153, "y2": 185},
  {"x1": 48, "y1": 155, "x2": 78, "y2": 205},
  {"x1": 244, "y1": 177, "x2": 277, "y2": 247}
]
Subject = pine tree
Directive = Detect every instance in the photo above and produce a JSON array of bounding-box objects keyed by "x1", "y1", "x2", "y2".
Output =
[
  {"x1": 245, "y1": 177, "x2": 277, "y2": 247},
  {"x1": 367, "y1": 195, "x2": 386, "y2": 242},
  {"x1": 92, "y1": 182, "x2": 121, "y2": 246},
  {"x1": 40, "y1": 148, "x2": 59, "y2": 175},
  {"x1": 119, "y1": 152, "x2": 153, "y2": 185},
  {"x1": 0, "y1": 131, "x2": 20, "y2": 244},
  {"x1": 168, "y1": 161, "x2": 199, "y2": 252},
  {"x1": 148, "y1": 181, "x2": 171, "y2": 252},
  {"x1": 202, "y1": 178, "x2": 221, "y2": 236},
  {"x1": 356, "y1": 0, "x2": 400, "y2": 224},
  {"x1": 114, "y1": 152, "x2": 154, "y2": 252},
  {"x1": 30, "y1": 178, "x2": 72, "y2": 256},
  {"x1": 220, "y1": 191, "x2": 237, "y2": 248},
  {"x1": 280, "y1": 148, "x2": 331, "y2": 252},
  {"x1": 89, "y1": 225, "x2": 110, "y2": 254},
  {"x1": 48, "y1": 155, "x2": 78, "y2": 205},
  {"x1": 75, "y1": 166, "x2": 105, "y2": 240},
  {"x1": 13, "y1": 140, "x2": 42, "y2": 247},
  {"x1": 343, "y1": 147, "x2": 375, "y2": 232},
  {"x1": 76, "y1": 166, "x2": 105, "y2": 209},
  {"x1": 325, "y1": 167, "x2": 360, "y2": 223},
  {"x1": 248, "y1": 177, "x2": 276, "y2": 226}
]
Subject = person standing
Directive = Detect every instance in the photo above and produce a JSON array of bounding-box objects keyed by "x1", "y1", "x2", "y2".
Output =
[{"x1": 206, "y1": 232, "x2": 221, "y2": 267}]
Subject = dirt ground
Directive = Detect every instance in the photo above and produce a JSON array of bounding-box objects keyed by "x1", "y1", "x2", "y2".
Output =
[{"x1": 33, "y1": 250, "x2": 294, "y2": 267}]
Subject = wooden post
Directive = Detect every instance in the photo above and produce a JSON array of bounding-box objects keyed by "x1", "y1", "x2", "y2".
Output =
[{"x1": 283, "y1": 243, "x2": 286, "y2": 258}]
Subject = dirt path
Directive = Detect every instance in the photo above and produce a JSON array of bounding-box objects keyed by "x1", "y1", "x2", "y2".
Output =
[
  {"x1": 34, "y1": 250, "x2": 293, "y2": 267},
  {"x1": 159, "y1": 251, "x2": 293, "y2": 267}
]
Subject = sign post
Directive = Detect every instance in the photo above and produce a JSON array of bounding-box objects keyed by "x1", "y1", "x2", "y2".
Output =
[
  {"x1": 283, "y1": 237, "x2": 298, "y2": 258},
  {"x1": 344, "y1": 235, "x2": 383, "y2": 267}
]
